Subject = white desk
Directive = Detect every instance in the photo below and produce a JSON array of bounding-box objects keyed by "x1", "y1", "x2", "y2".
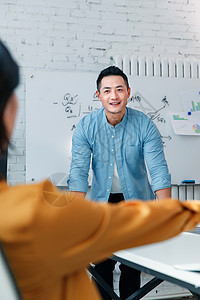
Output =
[
  {"x1": 0, "y1": 243, "x2": 22, "y2": 300},
  {"x1": 90, "y1": 232, "x2": 200, "y2": 300}
]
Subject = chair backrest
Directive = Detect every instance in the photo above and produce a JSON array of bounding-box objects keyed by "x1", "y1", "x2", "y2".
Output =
[{"x1": 0, "y1": 243, "x2": 22, "y2": 300}]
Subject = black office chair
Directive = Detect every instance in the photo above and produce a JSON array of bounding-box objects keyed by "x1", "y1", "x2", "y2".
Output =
[{"x1": 0, "y1": 242, "x2": 22, "y2": 300}]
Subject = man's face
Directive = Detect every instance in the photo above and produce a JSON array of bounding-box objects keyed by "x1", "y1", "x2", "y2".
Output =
[{"x1": 96, "y1": 75, "x2": 130, "y2": 120}]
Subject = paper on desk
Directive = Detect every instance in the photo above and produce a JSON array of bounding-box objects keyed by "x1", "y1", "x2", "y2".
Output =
[{"x1": 174, "y1": 263, "x2": 200, "y2": 272}]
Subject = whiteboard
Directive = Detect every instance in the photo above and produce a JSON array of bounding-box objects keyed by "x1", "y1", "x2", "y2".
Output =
[{"x1": 26, "y1": 70, "x2": 200, "y2": 185}]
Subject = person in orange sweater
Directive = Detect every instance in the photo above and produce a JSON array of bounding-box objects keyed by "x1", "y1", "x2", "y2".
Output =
[{"x1": 0, "y1": 39, "x2": 200, "y2": 300}]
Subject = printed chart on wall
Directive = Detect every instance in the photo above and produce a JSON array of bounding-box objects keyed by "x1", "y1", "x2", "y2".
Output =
[
  {"x1": 26, "y1": 71, "x2": 200, "y2": 186},
  {"x1": 169, "y1": 88, "x2": 200, "y2": 135}
]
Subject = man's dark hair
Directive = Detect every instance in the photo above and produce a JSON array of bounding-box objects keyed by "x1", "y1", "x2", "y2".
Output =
[
  {"x1": 96, "y1": 66, "x2": 129, "y2": 93},
  {"x1": 0, "y1": 40, "x2": 19, "y2": 153}
]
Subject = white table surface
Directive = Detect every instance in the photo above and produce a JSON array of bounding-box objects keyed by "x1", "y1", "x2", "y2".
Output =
[
  {"x1": 114, "y1": 232, "x2": 200, "y2": 290},
  {"x1": 0, "y1": 247, "x2": 21, "y2": 300}
]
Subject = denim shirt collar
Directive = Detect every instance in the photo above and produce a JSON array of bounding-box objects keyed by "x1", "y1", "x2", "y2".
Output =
[{"x1": 103, "y1": 107, "x2": 128, "y2": 130}]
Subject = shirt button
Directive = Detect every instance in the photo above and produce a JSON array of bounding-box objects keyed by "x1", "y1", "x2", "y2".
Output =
[
  {"x1": 110, "y1": 163, "x2": 113, "y2": 166},
  {"x1": 107, "y1": 189, "x2": 109, "y2": 192},
  {"x1": 112, "y1": 136, "x2": 114, "y2": 138},
  {"x1": 111, "y1": 149, "x2": 114, "y2": 152},
  {"x1": 109, "y1": 176, "x2": 111, "y2": 179}
]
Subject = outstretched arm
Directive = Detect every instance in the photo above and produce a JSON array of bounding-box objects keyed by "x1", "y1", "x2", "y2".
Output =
[{"x1": 36, "y1": 181, "x2": 200, "y2": 276}]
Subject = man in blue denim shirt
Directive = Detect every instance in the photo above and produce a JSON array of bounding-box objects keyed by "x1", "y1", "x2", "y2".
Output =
[{"x1": 67, "y1": 66, "x2": 171, "y2": 300}]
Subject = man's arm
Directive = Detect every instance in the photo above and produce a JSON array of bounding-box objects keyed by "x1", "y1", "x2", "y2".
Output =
[
  {"x1": 155, "y1": 187, "x2": 171, "y2": 200},
  {"x1": 144, "y1": 118, "x2": 171, "y2": 194},
  {"x1": 67, "y1": 121, "x2": 92, "y2": 194},
  {"x1": 38, "y1": 181, "x2": 200, "y2": 277}
]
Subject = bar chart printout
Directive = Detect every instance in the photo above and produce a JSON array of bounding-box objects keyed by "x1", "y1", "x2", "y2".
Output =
[
  {"x1": 191, "y1": 100, "x2": 200, "y2": 112},
  {"x1": 181, "y1": 88, "x2": 200, "y2": 113},
  {"x1": 170, "y1": 112, "x2": 200, "y2": 135}
]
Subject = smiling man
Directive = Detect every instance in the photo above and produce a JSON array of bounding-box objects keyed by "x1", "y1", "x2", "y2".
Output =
[
  {"x1": 96, "y1": 74, "x2": 130, "y2": 127},
  {"x1": 67, "y1": 66, "x2": 171, "y2": 300}
]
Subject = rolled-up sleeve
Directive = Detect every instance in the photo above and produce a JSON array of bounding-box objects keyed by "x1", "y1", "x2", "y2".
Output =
[
  {"x1": 67, "y1": 121, "x2": 92, "y2": 193},
  {"x1": 143, "y1": 118, "x2": 171, "y2": 192}
]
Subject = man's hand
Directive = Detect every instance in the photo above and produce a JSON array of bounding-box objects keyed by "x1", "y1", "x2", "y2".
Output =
[
  {"x1": 70, "y1": 191, "x2": 86, "y2": 199},
  {"x1": 155, "y1": 188, "x2": 171, "y2": 200}
]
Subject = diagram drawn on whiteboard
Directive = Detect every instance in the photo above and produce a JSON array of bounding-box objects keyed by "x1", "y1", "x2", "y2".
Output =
[{"x1": 127, "y1": 91, "x2": 172, "y2": 146}]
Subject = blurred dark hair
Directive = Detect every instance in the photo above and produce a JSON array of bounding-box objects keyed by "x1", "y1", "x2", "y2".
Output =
[
  {"x1": 96, "y1": 66, "x2": 129, "y2": 93},
  {"x1": 0, "y1": 40, "x2": 19, "y2": 152}
]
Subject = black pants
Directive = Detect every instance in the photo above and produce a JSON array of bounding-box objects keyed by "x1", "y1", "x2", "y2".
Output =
[{"x1": 93, "y1": 193, "x2": 141, "y2": 300}]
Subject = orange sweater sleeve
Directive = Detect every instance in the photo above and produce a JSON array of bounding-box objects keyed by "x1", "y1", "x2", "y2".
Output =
[
  {"x1": 32, "y1": 181, "x2": 200, "y2": 276},
  {"x1": 1, "y1": 180, "x2": 200, "y2": 300}
]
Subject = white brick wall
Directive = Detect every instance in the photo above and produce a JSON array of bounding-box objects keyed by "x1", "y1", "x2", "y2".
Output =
[{"x1": 0, "y1": 0, "x2": 200, "y2": 184}]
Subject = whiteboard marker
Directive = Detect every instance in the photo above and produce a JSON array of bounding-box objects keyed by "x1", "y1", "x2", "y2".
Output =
[{"x1": 181, "y1": 180, "x2": 195, "y2": 184}]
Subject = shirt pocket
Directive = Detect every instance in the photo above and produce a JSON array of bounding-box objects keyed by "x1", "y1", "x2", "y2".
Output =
[{"x1": 125, "y1": 144, "x2": 142, "y2": 165}]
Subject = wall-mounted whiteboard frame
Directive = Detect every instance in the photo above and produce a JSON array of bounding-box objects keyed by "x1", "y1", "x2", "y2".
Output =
[{"x1": 26, "y1": 70, "x2": 200, "y2": 186}]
